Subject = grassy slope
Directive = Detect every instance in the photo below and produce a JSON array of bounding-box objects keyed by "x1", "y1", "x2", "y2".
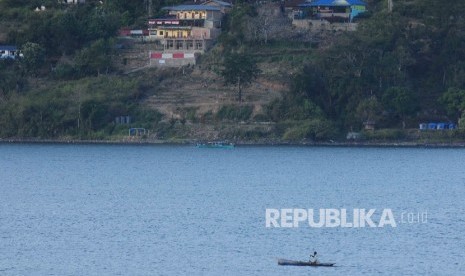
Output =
[{"x1": 2, "y1": 1, "x2": 465, "y2": 143}]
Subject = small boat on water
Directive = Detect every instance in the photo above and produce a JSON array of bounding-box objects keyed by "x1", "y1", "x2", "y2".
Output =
[
  {"x1": 278, "y1": 259, "x2": 335, "y2": 267},
  {"x1": 196, "y1": 141, "x2": 235, "y2": 149}
]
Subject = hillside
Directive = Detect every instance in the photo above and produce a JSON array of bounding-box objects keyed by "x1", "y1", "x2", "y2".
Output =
[{"x1": 1, "y1": 0, "x2": 465, "y2": 143}]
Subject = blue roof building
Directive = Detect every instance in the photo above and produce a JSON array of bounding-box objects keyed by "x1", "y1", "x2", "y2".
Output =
[
  {"x1": 0, "y1": 45, "x2": 22, "y2": 59},
  {"x1": 0, "y1": 45, "x2": 18, "y2": 51},
  {"x1": 201, "y1": 0, "x2": 232, "y2": 13},
  {"x1": 298, "y1": 0, "x2": 367, "y2": 22}
]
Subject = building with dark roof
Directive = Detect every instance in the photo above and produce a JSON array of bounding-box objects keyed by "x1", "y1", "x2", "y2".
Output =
[{"x1": 201, "y1": 0, "x2": 233, "y2": 13}]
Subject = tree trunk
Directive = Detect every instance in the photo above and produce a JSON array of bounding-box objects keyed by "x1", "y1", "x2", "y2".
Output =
[
  {"x1": 387, "y1": 0, "x2": 393, "y2": 12},
  {"x1": 148, "y1": 0, "x2": 153, "y2": 17},
  {"x1": 238, "y1": 76, "x2": 242, "y2": 102}
]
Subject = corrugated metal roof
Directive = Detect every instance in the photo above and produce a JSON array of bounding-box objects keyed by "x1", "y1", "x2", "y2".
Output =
[
  {"x1": 299, "y1": 0, "x2": 366, "y2": 7},
  {"x1": 284, "y1": 0, "x2": 305, "y2": 8},
  {"x1": 333, "y1": 0, "x2": 350, "y2": 6},
  {"x1": 202, "y1": 0, "x2": 232, "y2": 7},
  {"x1": 0, "y1": 45, "x2": 18, "y2": 51},
  {"x1": 349, "y1": 0, "x2": 366, "y2": 5},
  {"x1": 348, "y1": 0, "x2": 366, "y2": 5},
  {"x1": 162, "y1": 5, "x2": 221, "y2": 11}
]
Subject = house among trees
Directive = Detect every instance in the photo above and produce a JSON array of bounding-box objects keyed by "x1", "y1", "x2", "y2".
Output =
[
  {"x1": 148, "y1": 3, "x2": 230, "y2": 67},
  {"x1": 0, "y1": 45, "x2": 22, "y2": 59},
  {"x1": 284, "y1": 0, "x2": 306, "y2": 14},
  {"x1": 63, "y1": 0, "x2": 85, "y2": 4},
  {"x1": 296, "y1": 0, "x2": 367, "y2": 23}
]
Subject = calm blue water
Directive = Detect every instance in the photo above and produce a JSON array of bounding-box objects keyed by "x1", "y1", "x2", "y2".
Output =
[{"x1": 0, "y1": 144, "x2": 464, "y2": 275}]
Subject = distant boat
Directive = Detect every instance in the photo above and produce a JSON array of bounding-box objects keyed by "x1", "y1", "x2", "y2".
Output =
[
  {"x1": 196, "y1": 141, "x2": 235, "y2": 149},
  {"x1": 278, "y1": 259, "x2": 335, "y2": 267}
]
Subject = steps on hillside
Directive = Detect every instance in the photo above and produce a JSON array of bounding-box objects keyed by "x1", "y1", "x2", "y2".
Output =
[
  {"x1": 146, "y1": 89, "x2": 235, "y2": 105},
  {"x1": 143, "y1": 67, "x2": 282, "y2": 118}
]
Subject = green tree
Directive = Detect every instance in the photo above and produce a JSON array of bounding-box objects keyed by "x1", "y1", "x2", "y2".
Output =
[
  {"x1": 0, "y1": 60, "x2": 21, "y2": 98},
  {"x1": 85, "y1": 6, "x2": 120, "y2": 41},
  {"x1": 55, "y1": 11, "x2": 84, "y2": 55},
  {"x1": 219, "y1": 2, "x2": 256, "y2": 50},
  {"x1": 439, "y1": 87, "x2": 465, "y2": 120},
  {"x1": 74, "y1": 39, "x2": 114, "y2": 76},
  {"x1": 356, "y1": 96, "x2": 382, "y2": 124},
  {"x1": 21, "y1": 42, "x2": 45, "y2": 76},
  {"x1": 291, "y1": 64, "x2": 328, "y2": 114},
  {"x1": 221, "y1": 52, "x2": 260, "y2": 102},
  {"x1": 382, "y1": 86, "x2": 416, "y2": 128}
]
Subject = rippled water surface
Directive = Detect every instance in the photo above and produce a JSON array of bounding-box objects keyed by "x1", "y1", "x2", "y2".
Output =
[{"x1": 1, "y1": 144, "x2": 464, "y2": 275}]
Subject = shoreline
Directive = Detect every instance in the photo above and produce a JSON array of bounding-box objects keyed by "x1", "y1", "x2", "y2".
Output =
[{"x1": 1, "y1": 138, "x2": 465, "y2": 148}]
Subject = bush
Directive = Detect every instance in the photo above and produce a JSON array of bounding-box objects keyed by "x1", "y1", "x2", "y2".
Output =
[
  {"x1": 216, "y1": 105, "x2": 253, "y2": 121},
  {"x1": 0, "y1": 74, "x2": 165, "y2": 139},
  {"x1": 252, "y1": 113, "x2": 270, "y2": 122},
  {"x1": 183, "y1": 107, "x2": 198, "y2": 123},
  {"x1": 52, "y1": 63, "x2": 77, "y2": 80},
  {"x1": 133, "y1": 108, "x2": 163, "y2": 126},
  {"x1": 282, "y1": 119, "x2": 336, "y2": 141},
  {"x1": 219, "y1": 128, "x2": 268, "y2": 141},
  {"x1": 363, "y1": 129, "x2": 406, "y2": 141}
]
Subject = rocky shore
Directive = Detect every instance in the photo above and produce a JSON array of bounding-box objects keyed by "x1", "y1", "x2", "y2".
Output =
[{"x1": 2, "y1": 137, "x2": 465, "y2": 148}]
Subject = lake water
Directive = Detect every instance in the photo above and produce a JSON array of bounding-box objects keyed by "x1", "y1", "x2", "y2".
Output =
[{"x1": 0, "y1": 144, "x2": 464, "y2": 275}]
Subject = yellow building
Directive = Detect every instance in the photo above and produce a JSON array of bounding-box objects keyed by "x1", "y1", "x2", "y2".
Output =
[
  {"x1": 148, "y1": 5, "x2": 223, "y2": 42},
  {"x1": 148, "y1": 4, "x2": 228, "y2": 66},
  {"x1": 162, "y1": 5, "x2": 223, "y2": 23}
]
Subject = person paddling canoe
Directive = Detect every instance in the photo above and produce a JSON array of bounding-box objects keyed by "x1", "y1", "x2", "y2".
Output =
[{"x1": 309, "y1": 251, "x2": 318, "y2": 264}]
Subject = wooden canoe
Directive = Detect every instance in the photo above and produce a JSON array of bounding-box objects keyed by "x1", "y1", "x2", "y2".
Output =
[{"x1": 278, "y1": 259, "x2": 335, "y2": 267}]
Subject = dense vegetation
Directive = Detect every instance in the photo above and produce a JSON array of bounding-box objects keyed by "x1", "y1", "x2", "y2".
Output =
[
  {"x1": 217, "y1": 0, "x2": 465, "y2": 140},
  {"x1": 0, "y1": 0, "x2": 177, "y2": 139},
  {"x1": 1, "y1": 0, "x2": 465, "y2": 142}
]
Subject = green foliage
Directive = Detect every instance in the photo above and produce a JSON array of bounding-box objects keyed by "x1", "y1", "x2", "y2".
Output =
[
  {"x1": 291, "y1": 64, "x2": 329, "y2": 114},
  {"x1": 102, "y1": 0, "x2": 145, "y2": 25},
  {"x1": 85, "y1": 6, "x2": 121, "y2": 40},
  {"x1": 216, "y1": 105, "x2": 253, "y2": 121},
  {"x1": 74, "y1": 38, "x2": 115, "y2": 76},
  {"x1": 20, "y1": 42, "x2": 45, "y2": 76},
  {"x1": 281, "y1": 119, "x2": 336, "y2": 141},
  {"x1": 356, "y1": 96, "x2": 382, "y2": 123},
  {"x1": 0, "y1": 59, "x2": 26, "y2": 97},
  {"x1": 279, "y1": 1, "x2": 465, "y2": 130},
  {"x1": 132, "y1": 108, "x2": 164, "y2": 130},
  {"x1": 0, "y1": 76, "x2": 163, "y2": 138},
  {"x1": 267, "y1": 67, "x2": 326, "y2": 123},
  {"x1": 439, "y1": 87, "x2": 465, "y2": 120},
  {"x1": 382, "y1": 86, "x2": 417, "y2": 118},
  {"x1": 267, "y1": 96, "x2": 324, "y2": 123},
  {"x1": 2, "y1": 0, "x2": 465, "y2": 141},
  {"x1": 0, "y1": 0, "x2": 57, "y2": 12},
  {"x1": 221, "y1": 52, "x2": 260, "y2": 102},
  {"x1": 6, "y1": 2, "x2": 120, "y2": 78},
  {"x1": 220, "y1": 127, "x2": 268, "y2": 141},
  {"x1": 219, "y1": 2, "x2": 256, "y2": 50},
  {"x1": 52, "y1": 63, "x2": 77, "y2": 80},
  {"x1": 362, "y1": 129, "x2": 406, "y2": 141}
]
